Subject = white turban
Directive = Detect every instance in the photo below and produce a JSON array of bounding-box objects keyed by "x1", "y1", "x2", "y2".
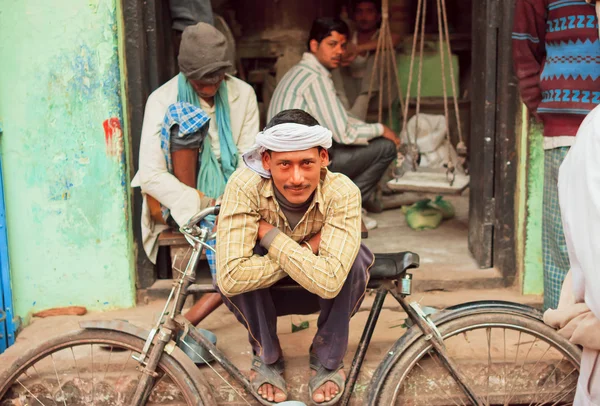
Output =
[{"x1": 242, "y1": 123, "x2": 333, "y2": 178}]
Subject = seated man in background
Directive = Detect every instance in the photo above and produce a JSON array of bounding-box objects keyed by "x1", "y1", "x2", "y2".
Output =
[
  {"x1": 216, "y1": 109, "x2": 374, "y2": 404},
  {"x1": 268, "y1": 17, "x2": 400, "y2": 229},
  {"x1": 335, "y1": 0, "x2": 400, "y2": 121},
  {"x1": 131, "y1": 22, "x2": 259, "y2": 325}
]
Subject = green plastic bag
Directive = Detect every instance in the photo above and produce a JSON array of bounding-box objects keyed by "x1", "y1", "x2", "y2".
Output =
[
  {"x1": 405, "y1": 199, "x2": 443, "y2": 231},
  {"x1": 430, "y1": 195, "x2": 455, "y2": 220}
]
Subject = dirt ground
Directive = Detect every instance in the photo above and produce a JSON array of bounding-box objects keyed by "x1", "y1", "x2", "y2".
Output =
[{"x1": 0, "y1": 285, "x2": 547, "y2": 405}]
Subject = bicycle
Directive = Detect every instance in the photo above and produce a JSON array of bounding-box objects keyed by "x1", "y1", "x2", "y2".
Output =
[{"x1": 0, "y1": 206, "x2": 582, "y2": 405}]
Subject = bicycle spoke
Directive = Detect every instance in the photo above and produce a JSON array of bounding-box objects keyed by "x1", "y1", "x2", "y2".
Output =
[
  {"x1": 455, "y1": 331, "x2": 479, "y2": 383},
  {"x1": 414, "y1": 359, "x2": 465, "y2": 406},
  {"x1": 535, "y1": 365, "x2": 578, "y2": 406},
  {"x1": 547, "y1": 384, "x2": 576, "y2": 406},
  {"x1": 432, "y1": 358, "x2": 469, "y2": 406},
  {"x1": 16, "y1": 379, "x2": 48, "y2": 406},
  {"x1": 525, "y1": 344, "x2": 554, "y2": 406},
  {"x1": 91, "y1": 344, "x2": 95, "y2": 406},
  {"x1": 103, "y1": 345, "x2": 114, "y2": 380},
  {"x1": 504, "y1": 330, "x2": 523, "y2": 406},
  {"x1": 2, "y1": 336, "x2": 194, "y2": 406},
  {"x1": 486, "y1": 327, "x2": 491, "y2": 406},
  {"x1": 70, "y1": 347, "x2": 81, "y2": 381},
  {"x1": 533, "y1": 355, "x2": 565, "y2": 405},
  {"x1": 505, "y1": 337, "x2": 542, "y2": 406},
  {"x1": 385, "y1": 314, "x2": 580, "y2": 406},
  {"x1": 427, "y1": 352, "x2": 469, "y2": 406},
  {"x1": 503, "y1": 328, "x2": 507, "y2": 406},
  {"x1": 50, "y1": 353, "x2": 68, "y2": 406},
  {"x1": 179, "y1": 338, "x2": 252, "y2": 406},
  {"x1": 32, "y1": 364, "x2": 58, "y2": 405},
  {"x1": 117, "y1": 349, "x2": 133, "y2": 383}
]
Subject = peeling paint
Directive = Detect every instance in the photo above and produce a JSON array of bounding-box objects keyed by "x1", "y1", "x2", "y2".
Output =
[
  {"x1": 103, "y1": 117, "x2": 123, "y2": 157},
  {"x1": 0, "y1": 0, "x2": 135, "y2": 323}
]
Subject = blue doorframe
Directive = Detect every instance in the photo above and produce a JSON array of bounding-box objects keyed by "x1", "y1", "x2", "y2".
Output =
[{"x1": 0, "y1": 128, "x2": 16, "y2": 353}]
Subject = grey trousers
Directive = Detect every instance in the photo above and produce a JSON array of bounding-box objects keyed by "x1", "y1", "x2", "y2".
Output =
[
  {"x1": 218, "y1": 243, "x2": 373, "y2": 370},
  {"x1": 328, "y1": 138, "x2": 396, "y2": 204}
]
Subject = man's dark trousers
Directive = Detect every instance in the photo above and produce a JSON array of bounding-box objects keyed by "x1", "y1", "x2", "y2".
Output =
[
  {"x1": 217, "y1": 243, "x2": 373, "y2": 370},
  {"x1": 328, "y1": 137, "x2": 396, "y2": 204}
]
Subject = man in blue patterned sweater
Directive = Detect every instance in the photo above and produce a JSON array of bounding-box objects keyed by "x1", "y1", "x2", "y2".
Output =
[{"x1": 513, "y1": 0, "x2": 600, "y2": 310}]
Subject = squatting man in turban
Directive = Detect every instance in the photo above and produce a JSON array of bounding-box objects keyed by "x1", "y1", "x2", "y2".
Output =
[
  {"x1": 215, "y1": 109, "x2": 374, "y2": 405},
  {"x1": 131, "y1": 22, "x2": 259, "y2": 323}
]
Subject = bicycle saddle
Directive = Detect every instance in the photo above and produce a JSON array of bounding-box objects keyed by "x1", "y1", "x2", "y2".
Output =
[{"x1": 369, "y1": 252, "x2": 420, "y2": 279}]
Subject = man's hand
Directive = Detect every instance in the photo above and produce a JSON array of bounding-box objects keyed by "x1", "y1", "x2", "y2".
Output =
[
  {"x1": 257, "y1": 220, "x2": 275, "y2": 241},
  {"x1": 381, "y1": 124, "x2": 400, "y2": 146},
  {"x1": 342, "y1": 42, "x2": 358, "y2": 67},
  {"x1": 305, "y1": 232, "x2": 321, "y2": 255}
]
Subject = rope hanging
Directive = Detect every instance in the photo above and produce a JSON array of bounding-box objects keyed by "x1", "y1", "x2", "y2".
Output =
[
  {"x1": 367, "y1": 0, "x2": 467, "y2": 186},
  {"x1": 366, "y1": 0, "x2": 406, "y2": 126}
]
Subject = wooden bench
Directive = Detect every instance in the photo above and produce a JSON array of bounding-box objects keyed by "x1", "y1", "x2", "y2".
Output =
[{"x1": 156, "y1": 230, "x2": 207, "y2": 279}]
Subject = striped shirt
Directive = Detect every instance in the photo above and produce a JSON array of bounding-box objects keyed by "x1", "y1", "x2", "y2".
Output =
[
  {"x1": 268, "y1": 52, "x2": 383, "y2": 145},
  {"x1": 216, "y1": 167, "x2": 362, "y2": 299}
]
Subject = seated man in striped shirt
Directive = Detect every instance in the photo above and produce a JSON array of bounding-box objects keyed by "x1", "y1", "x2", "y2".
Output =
[
  {"x1": 216, "y1": 109, "x2": 374, "y2": 405},
  {"x1": 268, "y1": 18, "x2": 400, "y2": 229}
]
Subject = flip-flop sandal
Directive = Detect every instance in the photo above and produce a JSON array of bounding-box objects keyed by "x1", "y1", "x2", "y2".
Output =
[
  {"x1": 250, "y1": 355, "x2": 288, "y2": 405},
  {"x1": 308, "y1": 353, "x2": 345, "y2": 406}
]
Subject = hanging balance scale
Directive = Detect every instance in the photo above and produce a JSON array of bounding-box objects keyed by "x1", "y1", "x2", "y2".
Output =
[{"x1": 368, "y1": 0, "x2": 469, "y2": 194}]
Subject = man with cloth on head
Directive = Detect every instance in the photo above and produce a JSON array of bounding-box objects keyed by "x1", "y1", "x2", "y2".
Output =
[
  {"x1": 131, "y1": 22, "x2": 259, "y2": 324},
  {"x1": 215, "y1": 109, "x2": 374, "y2": 405},
  {"x1": 268, "y1": 17, "x2": 401, "y2": 229}
]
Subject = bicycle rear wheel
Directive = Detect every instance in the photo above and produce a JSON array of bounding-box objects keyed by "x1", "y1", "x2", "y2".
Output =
[
  {"x1": 0, "y1": 329, "x2": 210, "y2": 405},
  {"x1": 377, "y1": 311, "x2": 581, "y2": 405}
]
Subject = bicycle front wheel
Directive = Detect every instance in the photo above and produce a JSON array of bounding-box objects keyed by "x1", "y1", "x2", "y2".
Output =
[
  {"x1": 377, "y1": 311, "x2": 581, "y2": 405},
  {"x1": 0, "y1": 329, "x2": 210, "y2": 405}
]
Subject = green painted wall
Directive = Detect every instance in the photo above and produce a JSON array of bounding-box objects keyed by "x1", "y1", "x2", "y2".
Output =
[
  {"x1": 522, "y1": 119, "x2": 544, "y2": 294},
  {"x1": 0, "y1": 0, "x2": 135, "y2": 323}
]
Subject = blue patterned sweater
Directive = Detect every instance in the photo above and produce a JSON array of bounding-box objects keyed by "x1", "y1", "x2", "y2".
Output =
[{"x1": 513, "y1": 0, "x2": 600, "y2": 137}]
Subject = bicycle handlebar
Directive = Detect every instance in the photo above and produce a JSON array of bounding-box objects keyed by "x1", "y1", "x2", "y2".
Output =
[{"x1": 182, "y1": 205, "x2": 220, "y2": 230}]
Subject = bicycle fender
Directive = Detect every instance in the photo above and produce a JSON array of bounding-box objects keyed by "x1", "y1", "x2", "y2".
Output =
[
  {"x1": 80, "y1": 320, "x2": 216, "y2": 404},
  {"x1": 365, "y1": 300, "x2": 544, "y2": 405}
]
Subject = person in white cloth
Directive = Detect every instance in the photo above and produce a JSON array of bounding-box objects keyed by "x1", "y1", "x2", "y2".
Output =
[
  {"x1": 215, "y1": 109, "x2": 374, "y2": 405},
  {"x1": 544, "y1": 103, "x2": 600, "y2": 405}
]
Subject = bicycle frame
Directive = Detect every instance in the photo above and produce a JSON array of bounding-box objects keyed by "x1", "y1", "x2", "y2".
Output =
[{"x1": 130, "y1": 206, "x2": 483, "y2": 406}]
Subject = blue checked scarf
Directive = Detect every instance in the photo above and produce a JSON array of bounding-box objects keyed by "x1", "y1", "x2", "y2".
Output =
[
  {"x1": 177, "y1": 73, "x2": 239, "y2": 199},
  {"x1": 159, "y1": 101, "x2": 218, "y2": 278}
]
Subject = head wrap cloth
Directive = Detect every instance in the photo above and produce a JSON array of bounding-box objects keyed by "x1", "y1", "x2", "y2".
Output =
[{"x1": 242, "y1": 123, "x2": 333, "y2": 178}]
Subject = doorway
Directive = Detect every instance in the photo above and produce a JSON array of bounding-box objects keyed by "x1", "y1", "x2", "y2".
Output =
[{"x1": 121, "y1": 0, "x2": 519, "y2": 288}]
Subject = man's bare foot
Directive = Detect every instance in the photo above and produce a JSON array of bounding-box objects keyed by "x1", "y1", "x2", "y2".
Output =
[
  {"x1": 249, "y1": 370, "x2": 288, "y2": 403},
  {"x1": 311, "y1": 368, "x2": 346, "y2": 404}
]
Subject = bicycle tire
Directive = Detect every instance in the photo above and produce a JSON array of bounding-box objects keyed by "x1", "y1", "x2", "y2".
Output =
[
  {"x1": 376, "y1": 311, "x2": 581, "y2": 405},
  {"x1": 0, "y1": 329, "x2": 212, "y2": 405}
]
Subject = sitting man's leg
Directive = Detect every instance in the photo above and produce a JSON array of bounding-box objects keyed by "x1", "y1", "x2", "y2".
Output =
[
  {"x1": 218, "y1": 283, "x2": 289, "y2": 403},
  {"x1": 308, "y1": 243, "x2": 372, "y2": 404},
  {"x1": 171, "y1": 124, "x2": 200, "y2": 188},
  {"x1": 216, "y1": 245, "x2": 290, "y2": 403},
  {"x1": 328, "y1": 137, "x2": 397, "y2": 211},
  {"x1": 171, "y1": 125, "x2": 224, "y2": 325},
  {"x1": 217, "y1": 244, "x2": 372, "y2": 404}
]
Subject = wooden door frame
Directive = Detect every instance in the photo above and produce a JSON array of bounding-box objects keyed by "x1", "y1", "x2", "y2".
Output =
[{"x1": 469, "y1": 0, "x2": 519, "y2": 284}]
